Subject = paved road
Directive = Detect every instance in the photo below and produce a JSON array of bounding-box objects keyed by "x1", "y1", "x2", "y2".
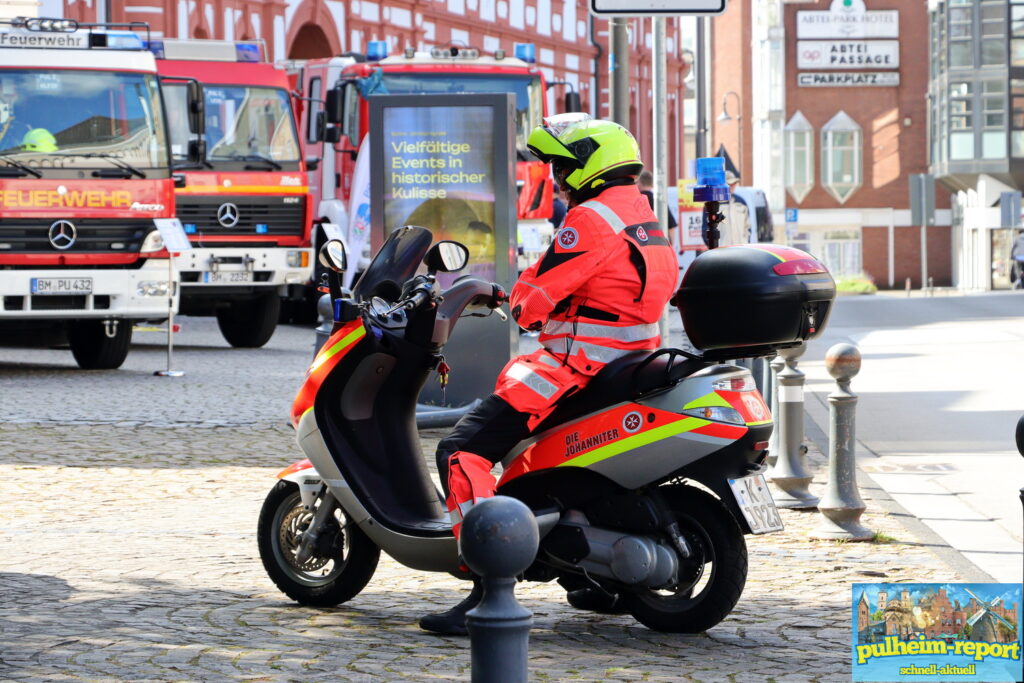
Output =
[
  {"x1": 799, "y1": 291, "x2": 1024, "y2": 583},
  {"x1": 0, "y1": 317, "x2": 314, "y2": 426},
  {"x1": 0, "y1": 315, "x2": 963, "y2": 681}
]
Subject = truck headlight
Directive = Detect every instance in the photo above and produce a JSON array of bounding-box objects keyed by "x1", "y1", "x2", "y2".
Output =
[
  {"x1": 287, "y1": 250, "x2": 310, "y2": 268},
  {"x1": 136, "y1": 281, "x2": 170, "y2": 297},
  {"x1": 140, "y1": 230, "x2": 165, "y2": 253}
]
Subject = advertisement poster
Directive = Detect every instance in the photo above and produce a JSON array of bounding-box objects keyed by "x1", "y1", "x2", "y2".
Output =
[
  {"x1": 381, "y1": 105, "x2": 497, "y2": 282},
  {"x1": 852, "y1": 583, "x2": 1022, "y2": 682},
  {"x1": 677, "y1": 178, "x2": 706, "y2": 252}
]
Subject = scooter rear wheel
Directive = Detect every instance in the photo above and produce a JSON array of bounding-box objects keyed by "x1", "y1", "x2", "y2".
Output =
[
  {"x1": 258, "y1": 480, "x2": 380, "y2": 606},
  {"x1": 624, "y1": 485, "x2": 747, "y2": 633}
]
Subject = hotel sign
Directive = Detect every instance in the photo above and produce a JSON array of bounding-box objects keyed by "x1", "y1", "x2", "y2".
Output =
[
  {"x1": 798, "y1": 72, "x2": 900, "y2": 87},
  {"x1": 798, "y1": 40, "x2": 899, "y2": 69},
  {"x1": 797, "y1": 0, "x2": 899, "y2": 39}
]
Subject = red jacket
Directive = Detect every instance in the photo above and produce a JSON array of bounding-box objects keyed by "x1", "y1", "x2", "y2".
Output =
[{"x1": 510, "y1": 183, "x2": 678, "y2": 375}]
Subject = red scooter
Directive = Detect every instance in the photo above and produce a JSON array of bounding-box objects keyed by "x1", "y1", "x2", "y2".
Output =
[{"x1": 258, "y1": 225, "x2": 834, "y2": 632}]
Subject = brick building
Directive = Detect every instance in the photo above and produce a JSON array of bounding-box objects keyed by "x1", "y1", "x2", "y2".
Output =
[
  {"x1": 710, "y1": 0, "x2": 952, "y2": 287},
  {"x1": 48, "y1": 0, "x2": 692, "y2": 181}
]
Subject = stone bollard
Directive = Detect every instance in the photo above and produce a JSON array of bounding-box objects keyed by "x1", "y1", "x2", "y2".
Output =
[
  {"x1": 766, "y1": 353, "x2": 781, "y2": 468},
  {"x1": 313, "y1": 293, "x2": 333, "y2": 358},
  {"x1": 767, "y1": 343, "x2": 819, "y2": 509},
  {"x1": 811, "y1": 343, "x2": 873, "y2": 540},
  {"x1": 460, "y1": 496, "x2": 540, "y2": 683}
]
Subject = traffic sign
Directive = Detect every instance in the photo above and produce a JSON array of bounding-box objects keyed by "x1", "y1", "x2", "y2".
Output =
[
  {"x1": 785, "y1": 208, "x2": 799, "y2": 224},
  {"x1": 590, "y1": 0, "x2": 726, "y2": 17}
]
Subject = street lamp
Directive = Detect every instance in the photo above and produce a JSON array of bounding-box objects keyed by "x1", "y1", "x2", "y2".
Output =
[{"x1": 718, "y1": 90, "x2": 742, "y2": 182}]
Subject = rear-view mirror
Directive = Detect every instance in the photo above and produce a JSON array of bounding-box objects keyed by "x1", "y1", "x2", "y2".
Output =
[
  {"x1": 187, "y1": 139, "x2": 206, "y2": 165},
  {"x1": 325, "y1": 85, "x2": 344, "y2": 124},
  {"x1": 324, "y1": 126, "x2": 343, "y2": 144},
  {"x1": 187, "y1": 80, "x2": 205, "y2": 136},
  {"x1": 424, "y1": 240, "x2": 469, "y2": 274},
  {"x1": 319, "y1": 239, "x2": 347, "y2": 273}
]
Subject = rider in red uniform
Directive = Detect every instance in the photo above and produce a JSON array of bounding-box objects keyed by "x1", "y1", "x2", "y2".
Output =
[{"x1": 420, "y1": 114, "x2": 679, "y2": 635}]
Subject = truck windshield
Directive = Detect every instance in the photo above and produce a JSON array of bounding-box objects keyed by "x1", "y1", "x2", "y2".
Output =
[
  {"x1": 379, "y1": 74, "x2": 543, "y2": 150},
  {"x1": 165, "y1": 84, "x2": 300, "y2": 163},
  {"x1": 0, "y1": 69, "x2": 167, "y2": 169}
]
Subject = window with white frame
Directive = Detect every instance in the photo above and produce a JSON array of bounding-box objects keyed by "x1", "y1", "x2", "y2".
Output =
[
  {"x1": 821, "y1": 111, "x2": 862, "y2": 204},
  {"x1": 784, "y1": 111, "x2": 814, "y2": 204}
]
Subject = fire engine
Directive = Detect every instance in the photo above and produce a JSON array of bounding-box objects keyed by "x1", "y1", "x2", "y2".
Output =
[
  {"x1": 288, "y1": 42, "x2": 573, "y2": 275},
  {"x1": 0, "y1": 18, "x2": 198, "y2": 369},
  {"x1": 154, "y1": 40, "x2": 314, "y2": 345}
]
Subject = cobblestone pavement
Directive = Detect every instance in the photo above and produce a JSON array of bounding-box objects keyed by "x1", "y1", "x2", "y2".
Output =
[
  {"x1": 0, "y1": 317, "x2": 313, "y2": 426},
  {"x1": 0, "y1": 319, "x2": 963, "y2": 681}
]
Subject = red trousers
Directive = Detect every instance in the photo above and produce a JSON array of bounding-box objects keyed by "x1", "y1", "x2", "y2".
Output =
[{"x1": 438, "y1": 348, "x2": 593, "y2": 538}]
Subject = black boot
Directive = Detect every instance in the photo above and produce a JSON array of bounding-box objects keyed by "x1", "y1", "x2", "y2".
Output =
[
  {"x1": 566, "y1": 588, "x2": 628, "y2": 615},
  {"x1": 419, "y1": 580, "x2": 482, "y2": 635}
]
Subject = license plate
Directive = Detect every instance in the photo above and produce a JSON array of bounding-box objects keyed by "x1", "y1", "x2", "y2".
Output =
[
  {"x1": 728, "y1": 473, "x2": 784, "y2": 534},
  {"x1": 202, "y1": 271, "x2": 253, "y2": 284},
  {"x1": 31, "y1": 277, "x2": 93, "y2": 295}
]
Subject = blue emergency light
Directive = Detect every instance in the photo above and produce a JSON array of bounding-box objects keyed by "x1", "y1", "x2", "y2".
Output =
[
  {"x1": 693, "y1": 157, "x2": 730, "y2": 202},
  {"x1": 255, "y1": 223, "x2": 268, "y2": 234},
  {"x1": 367, "y1": 40, "x2": 388, "y2": 61},
  {"x1": 100, "y1": 31, "x2": 144, "y2": 49},
  {"x1": 184, "y1": 223, "x2": 197, "y2": 234},
  {"x1": 514, "y1": 43, "x2": 536, "y2": 63},
  {"x1": 235, "y1": 42, "x2": 260, "y2": 62}
]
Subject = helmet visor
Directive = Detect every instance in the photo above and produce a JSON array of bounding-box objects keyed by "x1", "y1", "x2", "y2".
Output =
[{"x1": 526, "y1": 126, "x2": 580, "y2": 166}]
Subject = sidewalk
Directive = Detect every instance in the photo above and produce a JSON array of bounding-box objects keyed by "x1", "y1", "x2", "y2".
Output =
[{"x1": 0, "y1": 421, "x2": 963, "y2": 682}]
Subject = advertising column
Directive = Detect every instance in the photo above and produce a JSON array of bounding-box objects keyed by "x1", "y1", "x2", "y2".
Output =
[{"x1": 370, "y1": 93, "x2": 518, "y2": 406}]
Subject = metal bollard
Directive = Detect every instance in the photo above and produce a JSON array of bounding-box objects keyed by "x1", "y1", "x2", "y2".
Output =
[
  {"x1": 905, "y1": 277, "x2": 911, "y2": 297},
  {"x1": 812, "y1": 343, "x2": 873, "y2": 540},
  {"x1": 767, "y1": 343, "x2": 819, "y2": 509},
  {"x1": 766, "y1": 353, "x2": 781, "y2": 467},
  {"x1": 313, "y1": 293, "x2": 333, "y2": 357},
  {"x1": 460, "y1": 496, "x2": 539, "y2": 683}
]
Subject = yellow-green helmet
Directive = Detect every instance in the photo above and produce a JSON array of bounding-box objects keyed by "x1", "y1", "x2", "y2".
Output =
[
  {"x1": 22, "y1": 128, "x2": 57, "y2": 153},
  {"x1": 526, "y1": 114, "x2": 642, "y2": 192}
]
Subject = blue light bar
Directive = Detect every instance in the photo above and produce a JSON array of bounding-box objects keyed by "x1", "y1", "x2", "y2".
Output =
[
  {"x1": 255, "y1": 224, "x2": 268, "y2": 234},
  {"x1": 367, "y1": 40, "x2": 388, "y2": 61},
  {"x1": 146, "y1": 39, "x2": 165, "y2": 58},
  {"x1": 184, "y1": 223, "x2": 197, "y2": 234},
  {"x1": 235, "y1": 42, "x2": 260, "y2": 63},
  {"x1": 693, "y1": 157, "x2": 730, "y2": 202},
  {"x1": 102, "y1": 31, "x2": 144, "y2": 49},
  {"x1": 514, "y1": 43, "x2": 535, "y2": 63}
]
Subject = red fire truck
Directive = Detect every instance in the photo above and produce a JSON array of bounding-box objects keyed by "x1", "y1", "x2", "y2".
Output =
[
  {"x1": 154, "y1": 40, "x2": 314, "y2": 346},
  {"x1": 287, "y1": 43, "x2": 564, "y2": 274},
  {"x1": 0, "y1": 18, "x2": 199, "y2": 369}
]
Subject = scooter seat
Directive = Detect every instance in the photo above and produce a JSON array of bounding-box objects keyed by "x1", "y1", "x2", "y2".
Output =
[{"x1": 534, "y1": 349, "x2": 706, "y2": 433}]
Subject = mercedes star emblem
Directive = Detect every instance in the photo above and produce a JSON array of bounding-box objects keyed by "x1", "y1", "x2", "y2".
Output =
[
  {"x1": 48, "y1": 220, "x2": 77, "y2": 250},
  {"x1": 216, "y1": 202, "x2": 240, "y2": 228}
]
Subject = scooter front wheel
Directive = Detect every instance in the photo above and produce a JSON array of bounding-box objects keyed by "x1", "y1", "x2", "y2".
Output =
[{"x1": 258, "y1": 480, "x2": 380, "y2": 606}]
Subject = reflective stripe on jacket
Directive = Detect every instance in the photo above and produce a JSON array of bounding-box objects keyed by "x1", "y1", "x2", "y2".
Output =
[{"x1": 509, "y1": 183, "x2": 678, "y2": 374}]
